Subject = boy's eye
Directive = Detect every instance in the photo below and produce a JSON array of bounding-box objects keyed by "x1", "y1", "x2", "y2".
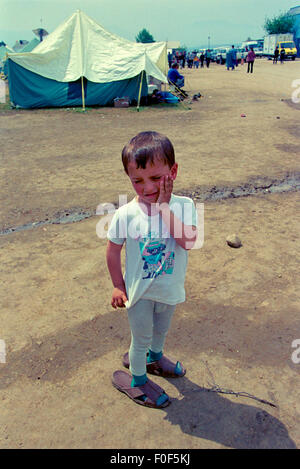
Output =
[{"x1": 152, "y1": 176, "x2": 161, "y2": 180}]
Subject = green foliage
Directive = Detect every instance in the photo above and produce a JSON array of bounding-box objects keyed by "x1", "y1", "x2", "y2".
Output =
[
  {"x1": 135, "y1": 28, "x2": 155, "y2": 43},
  {"x1": 264, "y1": 12, "x2": 296, "y2": 34}
]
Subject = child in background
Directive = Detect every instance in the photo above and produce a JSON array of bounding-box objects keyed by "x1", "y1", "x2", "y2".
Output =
[{"x1": 106, "y1": 131, "x2": 197, "y2": 408}]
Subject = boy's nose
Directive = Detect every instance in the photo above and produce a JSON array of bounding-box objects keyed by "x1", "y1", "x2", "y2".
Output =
[{"x1": 143, "y1": 180, "x2": 157, "y2": 194}]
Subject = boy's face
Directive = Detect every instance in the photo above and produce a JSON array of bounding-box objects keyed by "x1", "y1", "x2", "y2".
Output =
[{"x1": 127, "y1": 158, "x2": 178, "y2": 205}]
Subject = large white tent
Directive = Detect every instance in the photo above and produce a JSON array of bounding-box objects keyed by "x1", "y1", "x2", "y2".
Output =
[{"x1": 6, "y1": 10, "x2": 168, "y2": 108}]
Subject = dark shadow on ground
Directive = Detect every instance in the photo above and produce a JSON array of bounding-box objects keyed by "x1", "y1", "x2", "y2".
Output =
[
  {"x1": 0, "y1": 311, "x2": 297, "y2": 449},
  {"x1": 162, "y1": 376, "x2": 297, "y2": 449}
]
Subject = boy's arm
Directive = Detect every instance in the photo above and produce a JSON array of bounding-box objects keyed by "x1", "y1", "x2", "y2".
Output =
[
  {"x1": 157, "y1": 175, "x2": 197, "y2": 251},
  {"x1": 106, "y1": 240, "x2": 128, "y2": 308},
  {"x1": 159, "y1": 204, "x2": 197, "y2": 250}
]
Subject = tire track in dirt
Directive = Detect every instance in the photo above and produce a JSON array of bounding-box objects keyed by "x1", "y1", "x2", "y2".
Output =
[{"x1": 1, "y1": 172, "x2": 299, "y2": 235}]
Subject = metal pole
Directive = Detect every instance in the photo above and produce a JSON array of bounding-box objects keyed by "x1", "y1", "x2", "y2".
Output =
[
  {"x1": 81, "y1": 76, "x2": 85, "y2": 111},
  {"x1": 137, "y1": 70, "x2": 144, "y2": 112}
]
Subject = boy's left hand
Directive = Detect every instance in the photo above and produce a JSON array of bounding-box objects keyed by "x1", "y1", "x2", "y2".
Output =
[{"x1": 157, "y1": 175, "x2": 173, "y2": 205}]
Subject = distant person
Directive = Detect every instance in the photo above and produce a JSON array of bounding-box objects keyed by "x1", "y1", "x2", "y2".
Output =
[
  {"x1": 226, "y1": 48, "x2": 235, "y2": 70},
  {"x1": 187, "y1": 53, "x2": 193, "y2": 68},
  {"x1": 280, "y1": 48, "x2": 285, "y2": 64},
  {"x1": 273, "y1": 46, "x2": 279, "y2": 64},
  {"x1": 241, "y1": 50, "x2": 245, "y2": 65},
  {"x1": 205, "y1": 49, "x2": 211, "y2": 68},
  {"x1": 200, "y1": 52, "x2": 205, "y2": 68},
  {"x1": 167, "y1": 63, "x2": 185, "y2": 88},
  {"x1": 231, "y1": 45, "x2": 237, "y2": 67},
  {"x1": 180, "y1": 51, "x2": 186, "y2": 68},
  {"x1": 168, "y1": 52, "x2": 172, "y2": 68},
  {"x1": 246, "y1": 47, "x2": 256, "y2": 73},
  {"x1": 193, "y1": 54, "x2": 200, "y2": 69}
]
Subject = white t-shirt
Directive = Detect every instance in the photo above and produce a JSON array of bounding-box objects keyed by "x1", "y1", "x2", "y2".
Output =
[{"x1": 107, "y1": 194, "x2": 197, "y2": 308}]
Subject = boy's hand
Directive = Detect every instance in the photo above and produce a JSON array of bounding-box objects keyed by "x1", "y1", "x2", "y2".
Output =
[
  {"x1": 157, "y1": 175, "x2": 173, "y2": 206},
  {"x1": 111, "y1": 286, "x2": 128, "y2": 309}
]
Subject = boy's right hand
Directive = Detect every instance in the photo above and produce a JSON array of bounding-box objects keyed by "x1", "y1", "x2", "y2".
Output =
[{"x1": 111, "y1": 286, "x2": 128, "y2": 309}]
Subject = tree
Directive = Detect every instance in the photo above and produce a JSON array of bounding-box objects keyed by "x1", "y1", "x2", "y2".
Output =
[
  {"x1": 264, "y1": 12, "x2": 296, "y2": 34},
  {"x1": 136, "y1": 28, "x2": 155, "y2": 43}
]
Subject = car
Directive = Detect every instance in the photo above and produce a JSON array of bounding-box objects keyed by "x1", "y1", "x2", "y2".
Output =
[{"x1": 215, "y1": 47, "x2": 230, "y2": 64}]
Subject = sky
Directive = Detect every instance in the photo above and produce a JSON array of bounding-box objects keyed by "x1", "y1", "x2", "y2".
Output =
[{"x1": 0, "y1": 0, "x2": 298, "y2": 48}]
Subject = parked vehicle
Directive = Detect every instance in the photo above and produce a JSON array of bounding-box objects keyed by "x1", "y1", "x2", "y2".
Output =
[
  {"x1": 263, "y1": 34, "x2": 297, "y2": 60},
  {"x1": 241, "y1": 40, "x2": 263, "y2": 57},
  {"x1": 215, "y1": 47, "x2": 245, "y2": 64},
  {"x1": 210, "y1": 49, "x2": 218, "y2": 62},
  {"x1": 214, "y1": 47, "x2": 230, "y2": 64}
]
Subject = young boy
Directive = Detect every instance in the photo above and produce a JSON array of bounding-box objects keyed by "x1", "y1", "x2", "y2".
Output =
[{"x1": 106, "y1": 131, "x2": 197, "y2": 408}]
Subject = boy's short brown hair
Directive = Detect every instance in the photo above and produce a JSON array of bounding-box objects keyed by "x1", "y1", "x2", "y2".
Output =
[{"x1": 122, "y1": 131, "x2": 175, "y2": 174}]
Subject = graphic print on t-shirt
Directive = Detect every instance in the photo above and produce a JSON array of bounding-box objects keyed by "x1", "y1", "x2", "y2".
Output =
[{"x1": 139, "y1": 238, "x2": 175, "y2": 279}]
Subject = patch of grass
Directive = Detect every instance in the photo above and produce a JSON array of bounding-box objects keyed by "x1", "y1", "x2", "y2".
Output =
[
  {"x1": 128, "y1": 102, "x2": 184, "y2": 112},
  {"x1": 0, "y1": 101, "x2": 11, "y2": 111},
  {"x1": 0, "y1": 80, "x2": 12, "y2": 110},
  {"x1": 72, "y1": 107, "x2": 93, "y2": 113}
]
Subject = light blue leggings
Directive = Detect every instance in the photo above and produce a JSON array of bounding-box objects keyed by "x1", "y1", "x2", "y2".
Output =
[{"x1": 127, "y1": 299, "x2": 176, "y2": 377}]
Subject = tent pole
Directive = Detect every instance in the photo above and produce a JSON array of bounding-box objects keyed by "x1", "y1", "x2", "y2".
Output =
[
  {"x1": 81, "y1": 76, "x2": 85, "y2": 111},
  {"x1": 136, "y1": 70, "x2": 144, "y2": 112}
]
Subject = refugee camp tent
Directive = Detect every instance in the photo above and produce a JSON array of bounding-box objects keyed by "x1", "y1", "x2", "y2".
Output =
[
  {"x1": 0, "y1": 45, "x2": 13, "y2": 72},
  {"x1": 12, "y1": 40, "x2": 29, "y2": 52},
  {"x1": 19, "y1": 38, "x2": 40, "y2": 52},
  {"x1": 6, "y1": 10, "x2": 168, "y2": 109}
]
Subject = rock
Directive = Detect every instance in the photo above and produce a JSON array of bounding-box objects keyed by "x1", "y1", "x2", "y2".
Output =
[{"x1": 226, "y1": 234, "x2": 242, "y2": 248}]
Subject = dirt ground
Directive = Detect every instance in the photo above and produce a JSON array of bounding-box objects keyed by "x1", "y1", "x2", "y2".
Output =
[{"x1": 0, "y1": 59, "x2": 299, "y2": 449}]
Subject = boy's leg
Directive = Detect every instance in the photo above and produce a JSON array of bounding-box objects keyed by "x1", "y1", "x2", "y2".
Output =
[
  {"x1": 127, "y1": 299, "x2": 154, "y2": 378},
  {"x1": 126, "y1": 299, "x2": 170, "y2": 406},
  {"x1": 150, "y1": 302, "x2": 176, "y2": 356},
  {"x1": 147, "y1": 302, "x2": 185, "y2": 376}
]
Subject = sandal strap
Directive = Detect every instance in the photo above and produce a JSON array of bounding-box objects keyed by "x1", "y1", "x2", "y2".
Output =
[
  {"x1": 139, "y1": 380, "x2": 166, "y2": 406},
  {"x1": 148, "y1": 355, "x2": 179, "y2": 375},
  {"x1": 122, "y1": 352, "x2": 185, "y2": 377},
  {"x1": 113, "y1": 370, "x2": 167, "y2": 407}
]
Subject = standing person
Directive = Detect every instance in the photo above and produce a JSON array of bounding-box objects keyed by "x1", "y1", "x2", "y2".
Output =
[
  {"x1": 280, "y1": 47, "x2": 285, "y2": 64},
  {"x1": 205, "y1": 49, "x2": 211, "y2": 68},
  {"x1": 187, "y1": 53, "x2": 193, "y2": 68},
  {"x1": 231, "y1": 45, "x2": 237, "y2": 68},
  {"x1": 273, "y1": 46, "x2": 279, "y2": 64},
  {"x1": 107, "y1": 131, "x2": 198, "y2": 408},
  {"x1": 182, "y1": 50, "x2": 186, "y2": 68},
  {"x1": 246, "y1": 47, "x2": 256, "y2": 73},
  {"x1": 200, "y1": 51, "x2": 205, "y2": 68},
  {"x1": 226, "y1": 48, "x2": 234, "y2": 70},
  {"x1": 241, "y1": 50, "x2": 245, "y2": 65},
  {"x1": 193, "y1": 54, "x2": 200, "y2": 69}
]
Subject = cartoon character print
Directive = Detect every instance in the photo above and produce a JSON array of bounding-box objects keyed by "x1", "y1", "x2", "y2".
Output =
[{"x1": 139, "y1": 239, "x2": 175, "y2": 279}]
